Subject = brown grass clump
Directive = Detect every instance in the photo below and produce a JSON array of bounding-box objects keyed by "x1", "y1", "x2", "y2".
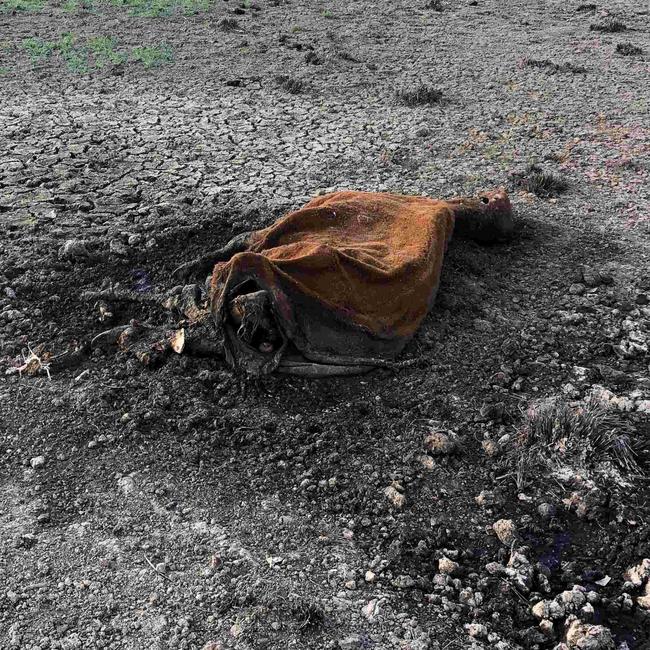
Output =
[
  {"x1": 590, "y1": 18, "x2": 626, "y2": 33},
  {"x1": 515, "y1": 164, "x2": 569, "y2": 198},
  {"x1": 616, "y1": 42, "x2": 643, "y2": 56},
  {"x1": 510, "y1": 398, "x2": 647, "y2": 490},
  {"x1": 396, "y1": 84, "x2": 443, "y2": 107}
]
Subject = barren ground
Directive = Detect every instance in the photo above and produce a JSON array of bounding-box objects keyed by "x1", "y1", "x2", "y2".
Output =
[{"x1": 1, "y1": 1, "x2": 649, "y2": 649}]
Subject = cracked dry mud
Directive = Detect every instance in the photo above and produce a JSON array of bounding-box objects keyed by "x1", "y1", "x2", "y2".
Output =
[{"x1": 1, "y1": 1, "x2": 650, "y2": 649}]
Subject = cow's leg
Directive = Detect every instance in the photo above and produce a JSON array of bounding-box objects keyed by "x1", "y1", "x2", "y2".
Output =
[
  {"x1": 172, "y1": 231, "x2": 253, "y2": 281},
  {"x1": 450, "y1": 189, "x2": 514, "y2": 244}
]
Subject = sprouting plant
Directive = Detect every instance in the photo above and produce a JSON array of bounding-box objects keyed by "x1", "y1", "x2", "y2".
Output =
[{"x1": 131, "y1": 44, "x2": 173, "y2": 67}]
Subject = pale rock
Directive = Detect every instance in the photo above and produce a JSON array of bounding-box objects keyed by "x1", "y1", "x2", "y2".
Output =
[
  {"x1": 30, "y1": 456, "x2": 45, "y2": 469},
  {"x1": 475, "y1": 490, "x2": 495, "y2": 507},
  {"x1": 362, "y1": 599, "x2": 379, "y2": 621},
  {"x1": 424, "y1": 430, "x2": 457, "y2": 455},
  {"x1": 539, "y1": 619, "x2": 554, "y2": 637},
  {"x1": 384, "y1": 484, "x2": 406, "y2": 509},
  {"x1": 438, "y1": 557, "x2": 459, "y2": 575},
  {"x1": 59, "y1": 239, "x2": 91, "y2": 260},
  {"x1": 624, "y1": 559, "x2": 650, "y2": 587},
  {"x1": 465, "y1": 623, "x2": 488, "y2": 638},
  {"x1": 564, "y1": 617, "x2": 615, "y2": 649},
  {"x1": 493, "y1": 519, "x2": 517, "y2": 545}
]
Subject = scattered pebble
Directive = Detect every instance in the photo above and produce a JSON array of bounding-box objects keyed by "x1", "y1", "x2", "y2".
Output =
[
  {"x1": 58, "y1": 239, "x2": 91, "y2": 260},
  {"x1": 438, "y1": 556, "x2": 459, "y2": 575},
  {"x1": 384, "y1": 483, "x2": 406, "y2": 509},
  {"x1": 493, "y1": 519, "x2": 517, "y2": 545},
  {"x1": 29, "y1": 455, "x2": 45, "y2": 469}
]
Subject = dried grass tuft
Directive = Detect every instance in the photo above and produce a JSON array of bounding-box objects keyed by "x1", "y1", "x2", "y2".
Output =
[
  {"x1": 516, "y1": 164, "x2": 568, "y2": 198},
  {"x1": 396, "y1": 84, "x2": 443, "y2": 107},
  {"x1": 510, "y1": 397, "x2": 647, "y2": 490}
]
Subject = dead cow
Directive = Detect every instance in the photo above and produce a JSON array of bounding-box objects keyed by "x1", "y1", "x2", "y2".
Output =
[{"x1": 174, "y1": 189, "x2": 514, "y2": 377}]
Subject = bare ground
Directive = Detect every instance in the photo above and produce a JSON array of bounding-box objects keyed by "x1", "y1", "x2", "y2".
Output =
[{"x1": 1, "y1": 1, "x2": 649, "y2": 649}]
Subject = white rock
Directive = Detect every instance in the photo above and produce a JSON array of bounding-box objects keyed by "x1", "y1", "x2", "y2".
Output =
[
  {"x1": 30, "y1": 456, "x2": 45, "y2": 469},
  {"x1": 117, "y1": 475, "x2": 137, "y2": 496},
  {"x1": 636, "y1": 400, "x2": 650, "y2": 414},
  {"x1": 58, "y1": 239, "x2": 90, "y2": 260},
  {"x1": 438, "y1": 557, "x2": 459, "y2": 575},
  {"x1": 465, "y1": 623, "x2": 488, "y2": 638},
  {"x1": 624, "y1": 559, "x2": 650, "y2": 587},
  {"x1": 384, "y1": 484, "x2": 405, "y2": 509},
  {"x1": 532, "y1": 600, "x2": 549, "y2": 619},
  {"x1": 362, "y1": 599, "x2": 379, "y2": 621}
]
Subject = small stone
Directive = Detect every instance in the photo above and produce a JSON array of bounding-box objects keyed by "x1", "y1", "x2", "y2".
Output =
[
  {"x1": 532, "y1": 600, "x2": 549, "y2": 619},
  {"x1": 109, "y1": 239, "x2": 128, "y2": 256},
  {"x1": 624, "y1": 559, "x2": 650, "y2": 587},
  {"x1": 493, "y1": 519, "x2": 517, "y2": 546},
  {"x1": 581, "y1": 602, "x2": 595, "y2": 620},
  {"x1": 338, "y1": 635, "x2": 362, "y2": 650},
  {"x1": 560, "y1": 587, "x2": 586, "y2": 611},
  {"x1": 30, "y1": 456, "x2": 45, "y2": 469},
  {"x1": 384, "y1": 484, "x2": 406, "y2": 509},
  {"x1": 474, "y1": 318, "x2": 493, "y2": 332},
  {"x1": 424, "y1": 430, "x2": 457, "y2": 455},
  {"x1": 475, "y1": 490, "x2": 495, "y2": 507},
  {"x1": 485, "y1": 562, "x2": 506, "y2": 575},
  {"x1": 537, "y1": 503, "x2": 557, "y2": 519},
  {"x1": 582, "y1": 269, "x2": 603, "y2": 288},
  {"x1": 637, "y1": 400, "x2": 650, "y2": 414},
  {"x1": 539, "y1": 619, "x2": 554, "y2": 637},
  {"x1": 58, "y1": 239, "x2": 90, "y2": 260},
  {"x1": 117, "y1": 475, "x2": 136, "y2": 495},
  {"x1": 635, "y1": 293, "x2": 649, "y2": 305},
  {"x1": 392, "y1": 574, "x2": 415, "y2": 588},
  {"x1": 569, "y1": 283, "x2": 585, "y2": 295},
  {"x1": 564, "y1": 617, "x2": 615, "y2": 649},
  {"x1": 562, "y1": 383, "x2": 580, "y2": 398},
  {"x1": 362, "y1": 599, "x2": 379, "y2": 621},
  {"x1": 438, "y1": 557, "x2": 460, "y2": 575},
  {"x1": 637, "y1": 582, "x2": 650, "y2": 610},
  {"x1": 481, "y1": 439, "x2": 500, "y2": 457},
  {"x1": 548, "y1": 600, "x2": 566, "y2": 620},
  {"x1": 465, "y1": 623, "x2": 488, "y2": 638},
  {"x1": 365, "y1": 570, "x2": 376, "y2": 582}
]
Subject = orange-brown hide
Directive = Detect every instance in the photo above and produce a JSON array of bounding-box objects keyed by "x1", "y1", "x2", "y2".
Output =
[{"x1": 209, "y1": 190, "x2": 508, "y2": 374}]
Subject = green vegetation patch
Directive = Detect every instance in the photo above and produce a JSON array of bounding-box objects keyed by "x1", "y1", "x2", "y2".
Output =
[
  {"x1": 62, "y1": 0, "x2": 96, "y2": 12},
  {"x1": 0, "y1": 0, "x2": 45, "y2": 12},
  {"x1": 22, "y1": 33, "x2": 172, "y2": 72},
  {"x1": 1, "y1": 0, "x2": 213, "y2": 15},
  {"x1": 131, "y1": 44, "x2": 173, "y2": 66},
  {"x1": 106, "y1": 0, "x2": 212, "y2": 17}
]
